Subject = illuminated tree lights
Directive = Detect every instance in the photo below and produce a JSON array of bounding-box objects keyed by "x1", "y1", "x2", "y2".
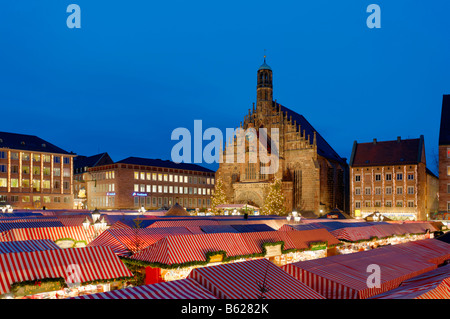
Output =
[{"x1": 261, "y1": 179, "x2": 286, "y2": 216}]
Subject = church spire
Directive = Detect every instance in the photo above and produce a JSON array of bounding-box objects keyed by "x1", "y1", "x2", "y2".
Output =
[{"x1": 257, "y1": 54, "x2": 273, "y2": 104}]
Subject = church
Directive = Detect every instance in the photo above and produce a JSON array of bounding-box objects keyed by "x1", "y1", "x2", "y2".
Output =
[{"x1": 216, "y1": 58, "x2": 349, "y2": 216}]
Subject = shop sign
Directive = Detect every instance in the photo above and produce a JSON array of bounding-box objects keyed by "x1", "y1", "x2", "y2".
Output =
[
  {"x1": 327, "y1": 214, "x2": 338, "y2": 219},
  {"x1": 55, "y1": 239, "x2": 75, "y2": 249},
  {"x1": 12, "y1": 281, "x2": 63, "y2": 297},
  {"x1": 106, "y1": 192, "x2": 116, "y2": 196},
  {"x1": 208, "y1": 254, "x2": 223, "y2": 263},
  {"x1": 264, "y1": 243, "x2": 282, "y2": 258},
  {"x1": 132, "y1": 192, "x2": 147, "y2": 197},
  {"x1": 309, "y1": 243, "x2": 327, "y2": 251}
]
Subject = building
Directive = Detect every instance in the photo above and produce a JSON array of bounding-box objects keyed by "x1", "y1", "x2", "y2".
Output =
[
  {"x1": 216, "y1": 59, "x2": 349, "y2": 216},
  {"x1": 86, "y1": 157, "x2": 215, "y2": 210},
  {"x1": 439, "y1": 94, "x2": 450, "y2": 213},
  {"x1": 73, "y1": 152, "x2": 114, "y2": 209},
  {"x1": 0, "y1": 131, "x2": 76, "y2": 209},
  {"x1": 349, "y1": 135, "x2": 439, "y2": 221}
]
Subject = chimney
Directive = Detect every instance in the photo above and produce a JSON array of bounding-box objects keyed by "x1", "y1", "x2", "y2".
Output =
[
  {"x1": 397, "y1": 136, "x2": 401, "y2": 143},
  {"x1": 373, "y1": 138, "x2": 377, "y2": 144}
]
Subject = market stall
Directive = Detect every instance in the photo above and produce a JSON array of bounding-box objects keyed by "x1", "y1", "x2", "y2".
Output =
[
  {"x1": 0, "y1": 246, "x2": 133, "y2": 299},
  {"x1": 0, "y1": 239, "x2": 60, "y2": 254},
  {"x1": 74, "y1": 278, "x2": 217, "y2": 299},
  {"x1": 188, "y1": 258, "x2": 325, "y2": 299},
  {"x1": 370, "y1": 264, "x2": 450, "y2": 299},
  {"x1": 282, "y1": 245, "x2": 438, "y2": 299}
]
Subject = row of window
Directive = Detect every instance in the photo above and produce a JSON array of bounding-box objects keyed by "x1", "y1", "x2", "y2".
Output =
[
  {"x1": 0, "y1": 165, "x2": 70, "y2": 177},
  {"x1": 355, "y1": 200, "x2": 415, "y2": 208},
  {"x1": 0, "y1": 151, "x2": 70, "y2": 164},
  {"x1": 133, "y1": 172, "x2": 214, "y2": 185},
  {"x1": 354, "y1": 173, "x2": 414, "y2": 182},
  {"x1": 355, "y1": 186, "x2": 415, "y2": 195},
  {"x1": 89, "y1": 196, "x2": 211, "y2": 209},
  {"x1": 0, "y1": 178, "x2": 70, "y2": 190},
  {"x1": 0, "y1": 194, "x2": 70, "y2": 203},
  {"x1": 133, "y1": 184, "x2": 212, "y2": 195}
]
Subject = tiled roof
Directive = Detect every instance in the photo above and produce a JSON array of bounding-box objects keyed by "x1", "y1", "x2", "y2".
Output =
[
  {"x1": 73, "y1": 152, "x2": 113, "y2": 171},
  {"x1": 0, "y1": 131, "x2": 71, "y2": 155},
  {"x1": 439, "y1": 95, "x2": 450, "y2": 146},
  {"x1": 350, "y1": 136, "x2": 424, "y2": 167},
  {"x1": 276, "y1": 103, "x2": 346, "y2": 164},
  {"x1": 116, "y1": 157, "x2": 215, "y2": 173}
]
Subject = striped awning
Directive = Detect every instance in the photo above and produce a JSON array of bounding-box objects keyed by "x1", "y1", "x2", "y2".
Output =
[
  {"x1": 370, "y1": 264, "x2": 450, "y2": 299},
  {"x1": 0, "y1": 226, "x2": 97, "y2": 244},
  {"x1": 74, "y1": 278, "x2": 217, "y2": 299},
  {"x1": 0, "y1": 220, "x2": 65, "y2": 233},
  {"x1": 129, "y1": 229, "x2": 340, "y2": 266},
  {"x1": 0, "y1": 246, "x2": 133, "y2": 296},
  {"x1": 147, "y1": 220, "x2": 219, "y2": 228},
  {"x1": 386, "y1": 239, "x2": 450, "y2": 266},
  {"x1": 188, "y1": 258, "x2": 325, "y2": 299},
  {"x1": 0, "y1": 239, "x2": 60, "y2": 254},
  {"x1": 88, "y1": 227, "x2": 197, "y2": 256},
  {"x1": 282, "y1": 244, "x2": 439, "y2": 299}
]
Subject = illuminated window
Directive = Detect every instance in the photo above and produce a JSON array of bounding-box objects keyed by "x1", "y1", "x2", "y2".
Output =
[
  {"x1": 163, "y1": 186, "x2": 168, "y2": 193},
  {"x1": 43, "y1": 155, "x2": 51, "y2": 163},
  {"x1": 152, "y1": 185, "x2": 157, "y2": 193},
  {"x1": 33, "y1": 166, "x2": 40, "y2": 175},
  {"x1": 158, "y1": 174, "x2": 163, "y2": 181},
  {"x1": 174, "y1": 186, "x2": 178, "y2": 194},
  {"x1": 365, "y1": 201, "x2": 371, "y2": 207},
  {"x1": 43, "y1": 196, "x2": 51, "y2": 203},
  {"x1": 169, "y1": 175, "x2": 173, "y2": 182},
  {"x1": 169, "y1": 186, "x2": 173, "y2": 193},
  {"x1": 11, "y1": 152, "x2": 19, "y2": 160},
  {"x1": 174, "y1": 175, "x2": 178, "y2": 183},
  {"x1": 140, "y1": 184, "x2": 145, "y2": 192},
  {"x1": 147, "y1": 173, "x2": 151, "y2": 180},
  {"x1": 53, "y1": 168, "x2": 60, "y2": 176},
  {"x1": 43, "y1": 180, "x2": 50, "y2": 189},
  {"x1": 63, "y1": 168, "x2": 70, "y2": 177},
  {"x1": 140, "y1": 172, "x2": 145, "y2": 180},
  {"x1": 0, "y1": 178, "x2": 7, "y2": 187},
  {"x1": 146, "y1": 185, "x2": 151, "y2": 192},
  {"x1": 134, "y1": 172, "x2": 139, "y2": 179},
  {"x1": 179, "y1": 187, "x2": 183, "y2": 194},
  {"x1": 33, "y1": 154, "x2": 40, "y2": 162},
  {"x1": 43, "y1": 167, "x2": 50, "y2": 176},
  {"x1": 22, "y1": 153, "x2": 30, "y2": 161},
  {"x1": 11, "y1": 179, "x2": 19, "y2": 187},
  {"x1": 448, "y1": 148, "x2": 450, "y2": 158},
  {"x1": 158, "y1": 185, "x2": 162, "y2": 193},
  {"x1": 32, "y1": 180, "x2": 40, "y2": 192},
  {"x1": 448, "y1": 166, "x2": 450, "y2": 176},
  {"x1": 22, "y1": 196, "x2": 30, "y2": 202},
  {"x1": 134, "y1": 184, "x2": 139, "y2": 191},
  {"x1": 164, "y1": 174, "x2": 168, "y2": 182},
  {"x1": 184, "y1": 176, "x2": 188, "y2": 183}
]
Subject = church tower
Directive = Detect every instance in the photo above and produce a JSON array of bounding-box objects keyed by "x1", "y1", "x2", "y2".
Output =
[{"x1": 256, "y1": 56, "x2": 273, "y2": 109}]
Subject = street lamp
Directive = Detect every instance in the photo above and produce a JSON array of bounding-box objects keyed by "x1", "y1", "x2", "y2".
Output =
[
  {"x1": 82, "y1": 217, "x2": 90, "y2": 232},
  {"x1": 292, "y1": 211, "x2": 298, "y2": 218},
  {"x1": 286, "y1": 215, "x2": 292, "y2": 223},
  {"x1": 92, "y1": 208, "x2": 101, "y2": 223}
]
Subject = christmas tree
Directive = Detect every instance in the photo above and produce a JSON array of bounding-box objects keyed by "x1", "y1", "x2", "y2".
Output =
[
  {"x1": 211, "y1": 177, "x2": 227, "y2": 214},
  {"x1": 261, "y1": 179, "x2": 286, "y2": 215}
]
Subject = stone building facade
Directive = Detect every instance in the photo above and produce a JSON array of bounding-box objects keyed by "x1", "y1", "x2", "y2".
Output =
[
  {"x1": 349, "y1": 136, "x2": 439, "y2": 221},
  {"x1": 216, "y1": 59, "x2": 349, "y2": 216},
  {"x1": 439, "y1": 95, "x2": 450, "y2": 213}
]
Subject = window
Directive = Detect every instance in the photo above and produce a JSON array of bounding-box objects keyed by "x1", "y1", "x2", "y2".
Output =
[
  {"x1": 174, "y1": 186, "x2": 178, "y2": 194},
  {"x1": 147, "y1": 173, "x2": 151, "y2": 180},
  {"x1": 158, "y1": 185, "x2": 162, "y2": 193},
  {"x1": 134, "y1": 184, "x2": 139, "y2": 192},
  {"x1": 396, "y1": 201, "x2": 403, "y2": 207},
  {"x1": 33, "y1": 196, "x2": 41, "y2": 203},
  {"x1": 448, "y1": 184, "x2": 450, "y2": 194},
  {"x1": 33, "y1": 166, "x2": 40, "y2": 175},
  {"x1": 163, "y1": 186, "x2": 168, "y2": 193},
  {"x1": 179, "y1": 187, "x2": 183, "y2": 194},
  {"x1": 22, "y1": 196, "x2": 30, "y2": 202},
  {"x1": 43, "y1": 155, "x2": 51, "y2": 163},
  {"x1": 184, "y1": 187, "x2": 188, "y2": 194},
  {"x1": 54, "y1": 156, "x2": 60, "y2": 164},
  {"x1": 407, "y1": 186, "x2": 414, "y2": 195},
  {"x1": 375, "y1": 187, "x2": 381, "y2": 195},
  {"x1": 193, "y1": 187, "x2": 197, "y2": 195},
  {"x1": 134, "y1": 172, "x2": 139, "y2": 179},
  {"x1": 134, "y1": 197, "x2": 139, "y2": 207},
  {"x1": 158, "y1": 174, "x2": 163, "y2": 181},
  {"x1": 169, "y1": 186, "x2": 173, "y2": 193},
  {"x1": 140, "y1": 184, "x2": 145, "y2": 192},
  {"x1": 386, "y1": 173, "x2": 392, "y2": 181},
  {"x1": 0, "y1": 165, "x2": 6, "y2": 173},
  {"x1": 174, "y1": 175, "x2": 178, "y2": 183},
  {"x1": 23, "y1": 166, "x2": 30, "y2": 174},
  {"x1": 365, "y1": 187, "x2": 371, "y2": 195},
  {"x1": 10, "y1": 196, "x2": 18, "y2": 202},
  {"x1": 146, "y1": 185, "x2": 151, "y2": 192},
  {"x1": 169, "y1": 175, "x2": 173, "y2": 182},
  {"x1": 63, "y1": 181, "x2": 69, "y2": 190},
  {"x1": 386, "y1": 187, "x2": 392, "y2": 195},
  {"x1": 11, "y1": 165, "x2": 18, "y2": 174},
  {"x1": 385, "y1": 201, "x2": 392, "y2": 207},
  {"x1": 53, "y1": 168, "x2": 60, "y2": 176},
  {"x1": 207, "y1": 178, "x2": 210, "y2": 185},
  {"x1": 152, "y1": 173, "x2": 157, "y2": 181},
  {"x1": 365, "y1": 201, "x2": 371, "y2": 207},
  {"x1": 375, "y1": 201, "x2": 381, "y2": 207},
  {"x1": 188, "y1": 176, "x2": 192, "y2": 184},
  {"x1": 152, "y1": 185, "x2": 157, "y2": 193},
  {"x1": 397, "y1": 187, "x2": 403, "y2": 195},
  {"x1": 448, "y1": 202, "x2": 450, "y2": 212},
  {"x1": 22, "y1": 153, "x2": 30, "y2": 161},
  {"x1": 63, "y1": 157, "x2": 70, "y2": 164},
  {"x1": 407, "y1": 174, "x2": 414, "y2": 180},
  {"x1": 54, "y1": 181, "x2": 60, "y2": 189},
  {"x1": 0, "y1": 178, "x2": 7, "y2": 187},
  {"x1": 407, "y1": 200, "x2": 414, "y2": 208},
  {"x1": 397, "y1": 173, "x2": 403, "y2": 180},
  {"x1": 375, "y1": 174, "x2": 381, "y2": 181},
  {"x1": 54, "y1": 197, "x2": 61, "y2": 203},
  {"x1": 189, "y1": 187, "x2": 193, "y2": 195},
  {"x1": 193, "y1": 177, "x2": 197, "y2": 184},
  {"x1": 43, "y1": 196, "x2": 51, "y2": 203},
  {"x1": 43, "y1": 167, "x2": 50, "y2": 176},
  {"x1": 33, "y1": 154, "x2": 40, "y2": 162},
  {"x1": 355, "y1": 175, "x2": 361, "y2": 182},
  {"x1": 184, "y1": 176, "x2": 188, "y2": 183},
  {"x1": 11, "y1": 179, "x2": 19, "y2": 188},
  {"x1": 22, "y1": 179, "x2": 30, "y2": 187},
  {"x1": 11, "y1": 152, "x2": 19, "y2": 160},
  {"x1": 32, "y1": 180, "x2": 40, "y2": 192},
  {"x1": 140, "y1": 172, "x2": 145, "y2": 180},
  {"x1": 448, "y1": 166, "x2": 450, "y2": 176}
]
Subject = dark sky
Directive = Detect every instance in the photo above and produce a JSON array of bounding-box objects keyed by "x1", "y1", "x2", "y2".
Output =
[{"x1": 1, "y1": 1, "x2": 449, "y2": 175}]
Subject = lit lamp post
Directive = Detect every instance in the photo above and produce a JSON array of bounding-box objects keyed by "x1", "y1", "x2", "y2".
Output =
[
  {"x1": 286, "y1": 214, "x2": 292, "y2": 224},
  {"x1": 92, "y1": 208, "x2": 101, "y2": 223}
]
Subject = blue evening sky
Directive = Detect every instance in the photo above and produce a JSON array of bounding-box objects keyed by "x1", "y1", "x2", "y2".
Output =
[{"x1": 0, "y1": 1, "x2": 449, "y2": 175}]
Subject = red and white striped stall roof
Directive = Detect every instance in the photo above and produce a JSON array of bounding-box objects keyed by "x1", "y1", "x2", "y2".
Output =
[
  {"x1": 188, "y1": 258, "x2": 325, "y2": 299},
  {"x1": 88, "y1": 227, "x2": 197, "y2": 256},
  {"x1": 0, "y1": 226, "x2": 97, "y2": 244},
  {"x1": 75, "y1": 278, "x2": 217, "y2": 299},
  {"x1": 0, "y1": 239, "x2": 60, "y2": 254},
  {"x1": 0, "y1": 246, "x2": 133, "y2": 296},
  {"x1": 385, "y1": 239, "x2": 450, "y2": 266},
  {"x1": 130, "y1": 233, "x2": 250, "y2": 265},
  {"x1": 282, "y1": 244, "x2": 438, "y2": 299},
  {"x1": 370, "y1": 264, "x2": 450, "y2": 299}
]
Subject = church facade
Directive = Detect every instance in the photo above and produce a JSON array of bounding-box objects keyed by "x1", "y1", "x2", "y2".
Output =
[{"x1": 216, "y1": 59, "x2": 349, "y2": 216}]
